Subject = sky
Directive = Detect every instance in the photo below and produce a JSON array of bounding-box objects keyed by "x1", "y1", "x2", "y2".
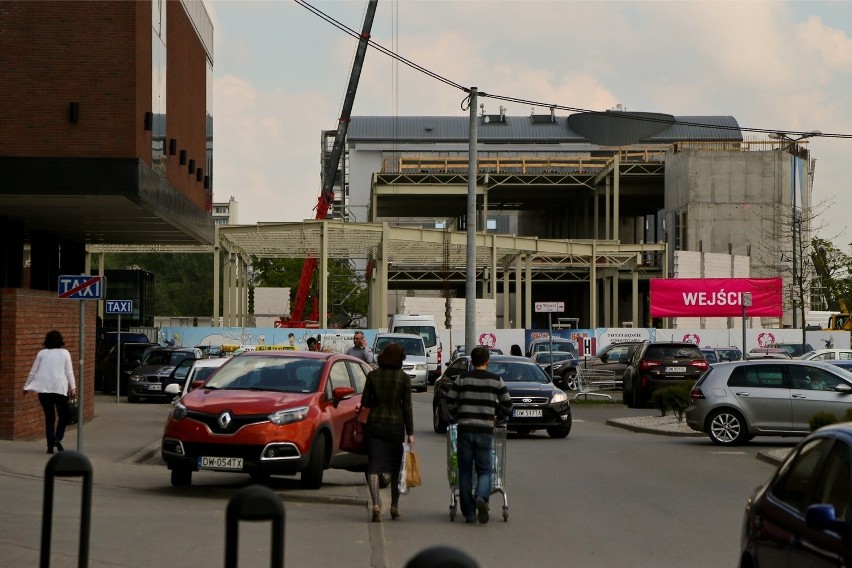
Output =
[{"x1": 206, "y1": 0, "x2": 852, "y2": 248}]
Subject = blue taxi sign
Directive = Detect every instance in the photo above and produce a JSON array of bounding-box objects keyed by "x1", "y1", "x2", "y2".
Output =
[
  {"x1": 58, "y1": 275, "x2": 105, "y2": 300},
  {"x1": 105, "y1": 300, "x2": 133, "y2": 314}
]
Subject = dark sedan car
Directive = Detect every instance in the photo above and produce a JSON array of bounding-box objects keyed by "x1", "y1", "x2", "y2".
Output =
[
  {"x1": 99, "y1": 341, "x2": 158, "y2": 394},
  {"x1": 622, "y1": 341, "x2": 708, "y2": 408},
  {"x1": 127, "y1": 347, "x2": 202, "y2": 402},
  {"x1": 741, "y1": 423, "x2": 852, "y2": 567},
  {"x1": 432, "y1": 355, "x2": 571, "y2": 438}
]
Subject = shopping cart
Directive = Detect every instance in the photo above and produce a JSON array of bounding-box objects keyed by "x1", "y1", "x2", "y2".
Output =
[
  {"x1": 446, "y1": 424, "x2": 509, "y2": 522},
  {"x1": 571, "y1": 368, "x2": 618, "y2": 401}
]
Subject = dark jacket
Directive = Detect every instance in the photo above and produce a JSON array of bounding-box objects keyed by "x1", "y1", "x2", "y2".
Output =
[{"x1": 362, "y1": 367, "x2": 414, "y2": 436}]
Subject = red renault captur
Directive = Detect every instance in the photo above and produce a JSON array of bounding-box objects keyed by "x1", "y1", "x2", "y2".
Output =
[{"x1": 161, "y1": 351, "x2": 370, "y2": 488}]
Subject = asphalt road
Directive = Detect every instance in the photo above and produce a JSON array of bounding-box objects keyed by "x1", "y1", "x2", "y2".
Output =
[{"x1": 0, "y1": 391, "x2": 796, "y2": 567}]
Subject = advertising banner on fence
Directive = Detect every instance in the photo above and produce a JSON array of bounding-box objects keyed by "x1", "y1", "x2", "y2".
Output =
[{"x1": 650, "y1": 278, "x2": 783, "y2": 318}]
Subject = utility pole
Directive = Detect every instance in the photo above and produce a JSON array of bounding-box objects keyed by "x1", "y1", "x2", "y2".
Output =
[{"x1": 465, "y1": 88, "x2": 478, "y2": 353}]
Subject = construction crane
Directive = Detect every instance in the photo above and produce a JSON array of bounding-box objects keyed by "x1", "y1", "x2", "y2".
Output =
[
  {"x1": 810, "y1": 244, "x2": 852, "y2": 331},
  {"x1": 283, "y1": 0, "x2": 377, "y2": 327}
]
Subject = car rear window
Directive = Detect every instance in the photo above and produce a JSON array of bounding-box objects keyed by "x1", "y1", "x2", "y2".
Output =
[
  {"x1": 393, "y1": 326, "x2": 437, "y2": 348},
  {"x1": 646, "y1": 345, "x2": 702, "y2": 360},
  {"x1": 375, "y1": 337, "x2": 425, "y2": 356}
]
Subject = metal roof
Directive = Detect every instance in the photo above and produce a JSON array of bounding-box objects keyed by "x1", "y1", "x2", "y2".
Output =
[{"x1": 348, "y1": 113, "x2": 742, "y2": 146}]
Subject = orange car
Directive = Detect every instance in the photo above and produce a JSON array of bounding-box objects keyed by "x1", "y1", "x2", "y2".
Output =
[{"x1": 161, "y1": 351, "x2": 370, "y2": 488}]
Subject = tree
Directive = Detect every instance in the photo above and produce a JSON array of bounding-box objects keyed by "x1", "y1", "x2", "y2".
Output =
[
  {"x1": 250, "y1": 256, "x2": 368, "y2": 327},
  {"x1": 101, "y1": 253, "x2": 214, "y2": 317}
]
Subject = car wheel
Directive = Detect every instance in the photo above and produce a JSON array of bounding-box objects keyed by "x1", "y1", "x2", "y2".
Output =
[
  {"x1": 562, "y1": 370, "x2": 578, "y2": 391},
  {"x1": 300, "y1": 434, "x2": 326, "y2": 489},
  {"x1": 433, "y1": 404, "x2": 447, "y2": 434},
  {"x1": 170, "y1": 467, "x2": 192, "y2": 487},
  {"x1": 546, "y1": 418, "x2": 572, "y2": 439},
  {"x1": 707, "y1": 408, "x2": 748, "y2": 446}
]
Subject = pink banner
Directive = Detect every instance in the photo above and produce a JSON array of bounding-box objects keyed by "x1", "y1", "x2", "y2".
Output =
[{"x1": 650, "y1": 278, "x2": 783, "y2": 318}]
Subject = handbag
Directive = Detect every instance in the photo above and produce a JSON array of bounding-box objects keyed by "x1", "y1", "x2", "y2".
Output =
[
  {"x1": 67, "y1": 396, "x2": 79, "y2": 424},
  {"x1": 340, "y1": 405, "x2": 369, "y2": 454}
]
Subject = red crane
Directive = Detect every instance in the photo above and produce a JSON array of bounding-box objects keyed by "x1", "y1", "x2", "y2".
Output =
[{"x1": 283, "y1": 1, "x2": 378, "y2": 328}]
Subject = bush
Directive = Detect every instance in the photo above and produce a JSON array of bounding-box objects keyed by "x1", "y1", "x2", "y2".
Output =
[
  {"x1": 650, "y1": 383, "x2": 694, "y2": 422},
  {"x1": 809, "y1": 411, "x2": 839, "y2": 431}
]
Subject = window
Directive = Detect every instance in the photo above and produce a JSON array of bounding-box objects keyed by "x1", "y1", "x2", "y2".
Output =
[
  {"x1": 346, "y1": 362, "x2": 368, "y2": 393},
  {"x1": 815, "y1": 441, "x2": 852, "y2": 520},
  {"x1": 772, "y1": 437, "x2": 832, "y2": 513},
  {"x1": 728, "y1": 365, "x2": 786, "y2": 388},
  {"x1": 329, "y1": 362, "x2": 352, "y2": 390}
]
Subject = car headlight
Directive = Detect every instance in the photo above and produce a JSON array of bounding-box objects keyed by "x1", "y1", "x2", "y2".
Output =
[
  {"x1": 269, "y1": 406, "x2": 310, "y2": 426},
  {"x1": 414, "y1": 364, "x2": 428, "y2": 371},
  {"x1": 171, "y1": 402, "x2": 188, "y2": 421},
  {"x1": 129, "y1": 374, "x2": 144, "y2": 382},
  {"x1": 550, "y1": 391, "x2": 569, "y2": 404}
]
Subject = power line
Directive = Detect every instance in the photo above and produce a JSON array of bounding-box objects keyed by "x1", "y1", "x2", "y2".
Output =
[{"x1": 295, "y1": 0, "x2": 852, "y2": 140}]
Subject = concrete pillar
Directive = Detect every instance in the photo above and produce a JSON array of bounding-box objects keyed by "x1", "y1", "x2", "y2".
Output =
[
  {"x1": 612, "y1": 153, "x2": 620, "y2": 241},
  {"x1": 612, "y1": 271, "x2": 619, "y2": 326},
  {"x1": 524, "y1": 255, "x2": 532, "y2": 329},
  {"x1": 514, "y1": 256, "x2": 522, "y2": 329},
  {"x1": 502, "y1": 258, "x2": 510, "y2": 329},
  {"x1": 603, "y1": 274, "x2": 612, "y2": 327},
  {"x1": 589, "y1": 243, "x2": 597, "y2": 329},
  {"x1": 213, "y1": 232, "x2": 220, "y2": 327},
  {"x1": 632, "y1": 266, "x2": 639, "y2": 327}
]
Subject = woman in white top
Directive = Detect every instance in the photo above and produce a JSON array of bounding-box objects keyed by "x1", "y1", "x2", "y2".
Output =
[{"x1": 23, "y1": 330, "x2": 77, "y2": 454}]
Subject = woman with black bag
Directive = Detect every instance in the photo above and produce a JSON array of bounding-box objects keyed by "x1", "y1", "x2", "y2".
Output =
[
  {"x1": 22, "y1": 330, "x2": 77, "y2": 454},
  {"x1": 361, "y1": 342, "x2": 414, "y2": 522}
]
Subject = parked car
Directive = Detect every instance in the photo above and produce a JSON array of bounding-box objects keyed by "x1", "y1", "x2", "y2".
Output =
[
  {"x1": 622, "y1": 341, "x2": 708, "y2": 408},
  {"x1": 372, "y1": 332, "x2": 429, "y2": 392},
  {"x1": 526, "y1": 337, "x2": 578, "y2": 359},
  {"x1": 828, "y1": 360, "x2": 852, "y2": 372},
  {"x1": 94, "y1": 331, "x2": 155, "y2": 389},
  {"x1": 686, "y1": 359, "x2": 852, "y2": 445},
  {"x1": 448, "y1": 345, "x2": 503, "y2": 363},
  {"x1": 741, "y1": 423, "x2": 852, "y2": 567},
  {"x1": 126, "y1": 347, "x2": 202, "y2": 403},
  {"x1": 161, "y1": 351, "x2": 370, "y2": 488},
  {"x1": 563, "y1": 341, "x2": 643, "y2": 390},
  {"x1": 163, "y1": 356, "x2": 228, "y2": 401},
  {"x1": 99, "y1": 341, "x2": 158, "y2": 394},
  {"x1": 530, "y1": 351, "x2": 578, "y2": 390},
  {"x1": 699, "y1": 346, "x2": 743, "y2": 363},
  {"x1": 432, "y1": 355, "x2": 572, "y2": 439},
  {"x1": 801, "y1": 348, "x2": 852, "y2": 361},
  {"x1": 747, "y1": 347, "x2": 793, "y2": 360},
  {"x1": 770, "y1": 342, "x2": 815, "y2": 358}
]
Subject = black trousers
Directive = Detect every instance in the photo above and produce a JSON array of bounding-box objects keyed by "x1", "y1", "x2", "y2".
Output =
[{"x1": 37, "y1": 392, "x2": 70, "y2": 445}]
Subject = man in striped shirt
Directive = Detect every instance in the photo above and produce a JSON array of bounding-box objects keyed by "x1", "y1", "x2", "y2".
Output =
[{"x1": 446, "y1": 346, "x2": 513, "y2": 524}]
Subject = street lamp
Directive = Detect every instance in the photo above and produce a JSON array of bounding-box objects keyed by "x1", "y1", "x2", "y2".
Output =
[{"x1": 767, "y1": 131, "x2": 821, "y2": 330}]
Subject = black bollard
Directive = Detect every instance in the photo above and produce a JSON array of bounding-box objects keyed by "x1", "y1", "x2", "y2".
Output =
[
  {"x1": 225, "y1": 484, "x2": 285, "y2": 568},
  {"x1": 405, "y1": 545, "x2": 480, "y2": 568},
  {"x1": 41, "y1": 451, "x2": 93, "y2": 568}
]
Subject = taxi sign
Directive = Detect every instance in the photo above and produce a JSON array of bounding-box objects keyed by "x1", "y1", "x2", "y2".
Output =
[
  {"x1": 58, "y1": 275, "x2": 105, "y2": 300},
  {"x1": 105, "y1": 300, "x2": 133, "y2": 314}
]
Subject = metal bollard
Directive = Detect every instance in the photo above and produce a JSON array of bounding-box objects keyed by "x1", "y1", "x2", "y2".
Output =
[
  {"x1": 225, "y1": 484, "x2": 285, "y2": 568},
  {"x1": 41, "y1": 451, "x2": 93, "y2": 568},
  {"x1": 405, "y1": 545, "x2": 480, "y2": 568}
]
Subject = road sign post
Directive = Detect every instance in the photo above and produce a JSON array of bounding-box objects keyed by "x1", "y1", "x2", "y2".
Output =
[
  {"x1": 59, "y1": 275, "x2": 106, "y2": 452},
  {"x1": 535, "y1": 302, "x2": 565, "y2": 380},
  {"x1": 105, "y1": 301, "x2": 133, "y2": 403}
]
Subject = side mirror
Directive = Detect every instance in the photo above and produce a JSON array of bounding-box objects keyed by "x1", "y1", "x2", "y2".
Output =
[
  {"x1": 806, "y1": 504, "x2": 845, "y2": 533},
  {"x1": 332, "y1": 386, "x2": 355, "y2": 407},
  {"x1": 164, "y1": 383, "x2": 181, "y2": 395},
  {"x1": 599, "y1": 354, "x2": 609, "y2": 363},
  {"x1": 835, "y1": 384, "x2": 852, "y2": 393}
]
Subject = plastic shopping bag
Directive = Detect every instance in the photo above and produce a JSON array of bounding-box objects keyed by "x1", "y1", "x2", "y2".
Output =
[{"x1": 398, "y1": 442, "x2": 410, "y2": 494}]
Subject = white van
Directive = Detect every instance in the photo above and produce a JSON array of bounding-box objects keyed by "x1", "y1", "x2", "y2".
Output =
[{"x1": 389, "y1": 314, "x2": 442, "y2": 382}]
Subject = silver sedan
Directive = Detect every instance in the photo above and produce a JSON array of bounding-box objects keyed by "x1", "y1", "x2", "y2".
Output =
[{"x1": 685, "y1": 359, "x2": 852, "y2": 445}]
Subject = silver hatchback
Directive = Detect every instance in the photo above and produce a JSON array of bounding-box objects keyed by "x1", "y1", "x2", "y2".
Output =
[
  {"x1": 373, "y1": 332, "x2": 429, "y2": 392},
  {"x1": 686, "y1": 360, "x2": 852, "y2": 445}
]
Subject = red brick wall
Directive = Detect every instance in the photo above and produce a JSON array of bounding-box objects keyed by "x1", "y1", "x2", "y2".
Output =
[
  {"x1": 0, "y1": 289, "x2": 96, "y2": 440},
  {"x1": 0, "y1": 0, "x2": 209, "y2": 210}
]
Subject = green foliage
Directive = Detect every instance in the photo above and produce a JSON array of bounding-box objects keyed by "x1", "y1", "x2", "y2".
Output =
[
  {"x1": 810, "y1": 237, "x2": 852, "y2": 313},
  {"x1": 102, "y1": 253, "x2": 214, "y2": 317},
  {"x1": 650, "y1": 383, "x2": 694, "y2": 422},
  {"x1": 809, "y1": 411, "x2": 839, "y2": 432},
  {"x1": 250, "y1": 256, "x2": 368, "y2": 327}
]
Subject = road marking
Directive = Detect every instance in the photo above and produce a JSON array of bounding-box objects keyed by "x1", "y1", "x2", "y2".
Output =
[{"x1": 709, "y1": 451, "x2": 746, "y2": 455}]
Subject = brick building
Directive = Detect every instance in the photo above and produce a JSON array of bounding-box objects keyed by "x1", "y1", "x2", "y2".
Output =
[{"x1": 0, "y1": 0, "x2": 214, "y2": 439}]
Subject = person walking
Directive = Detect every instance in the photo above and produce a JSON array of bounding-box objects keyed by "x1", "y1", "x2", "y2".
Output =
[
  {"x1": 446, "y1": 346, "x2": 513, "y2": 524},
  {"x1": 346, "y1": 330, "x2": 375, "y2": 364},
  {"x1": 22, "y1": 330, "x2": 77, "y2": 454},
  {"x1": 361, "y1": 342, "x2": 414, "y2": 522}
]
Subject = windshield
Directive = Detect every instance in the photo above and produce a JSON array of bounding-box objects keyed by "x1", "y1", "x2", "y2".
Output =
[
  {"x1": 393, "y1": 326, "x2": 437, "y2": 348},
  {"x1": 535, "y1": 352, "x2": 575, "y2": 364},
  {"x1": 204, "y1": 356, "x2": 323, "y2": 393},
  {"x1": 533, "y1": 342, "x2": 577, "y2": 355},
  {"x1": 487, "y1": 360, "x2": 550, "y2": 383},
  {"x1": 375, "y1": 337, "x2": 425, "y2": 356}
]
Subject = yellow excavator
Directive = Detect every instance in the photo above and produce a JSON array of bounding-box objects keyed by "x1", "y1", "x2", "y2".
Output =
[{"x1": 811, "y1": 245, "x2": 852, "y2": 330}]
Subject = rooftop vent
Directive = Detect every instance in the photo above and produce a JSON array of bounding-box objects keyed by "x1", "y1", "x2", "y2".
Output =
[
  {"x1": 481, "y1": 104, "x2": 507, "y2": 124},
  {"x1": 531, "y1": 106, "x2": 557, "y2": 124}
]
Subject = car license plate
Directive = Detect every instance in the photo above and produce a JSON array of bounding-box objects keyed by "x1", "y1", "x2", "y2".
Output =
[
  {"x1": 199, "y1": 456, "x2": 243, "y2": 471},
  {"x1": 513, "y1": 409, "x2": 542, "y2": 418},
  {"x1": 666, "y1": 366, "x2": 686, "y2": 373},
  {"x1": 148, "y1": 383, "x2": 162, "y2": 391}
]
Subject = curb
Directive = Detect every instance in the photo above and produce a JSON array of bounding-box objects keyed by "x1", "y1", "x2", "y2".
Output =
[{"x1": 605, "y1": 418, "x2": 705, "y2": 438}]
